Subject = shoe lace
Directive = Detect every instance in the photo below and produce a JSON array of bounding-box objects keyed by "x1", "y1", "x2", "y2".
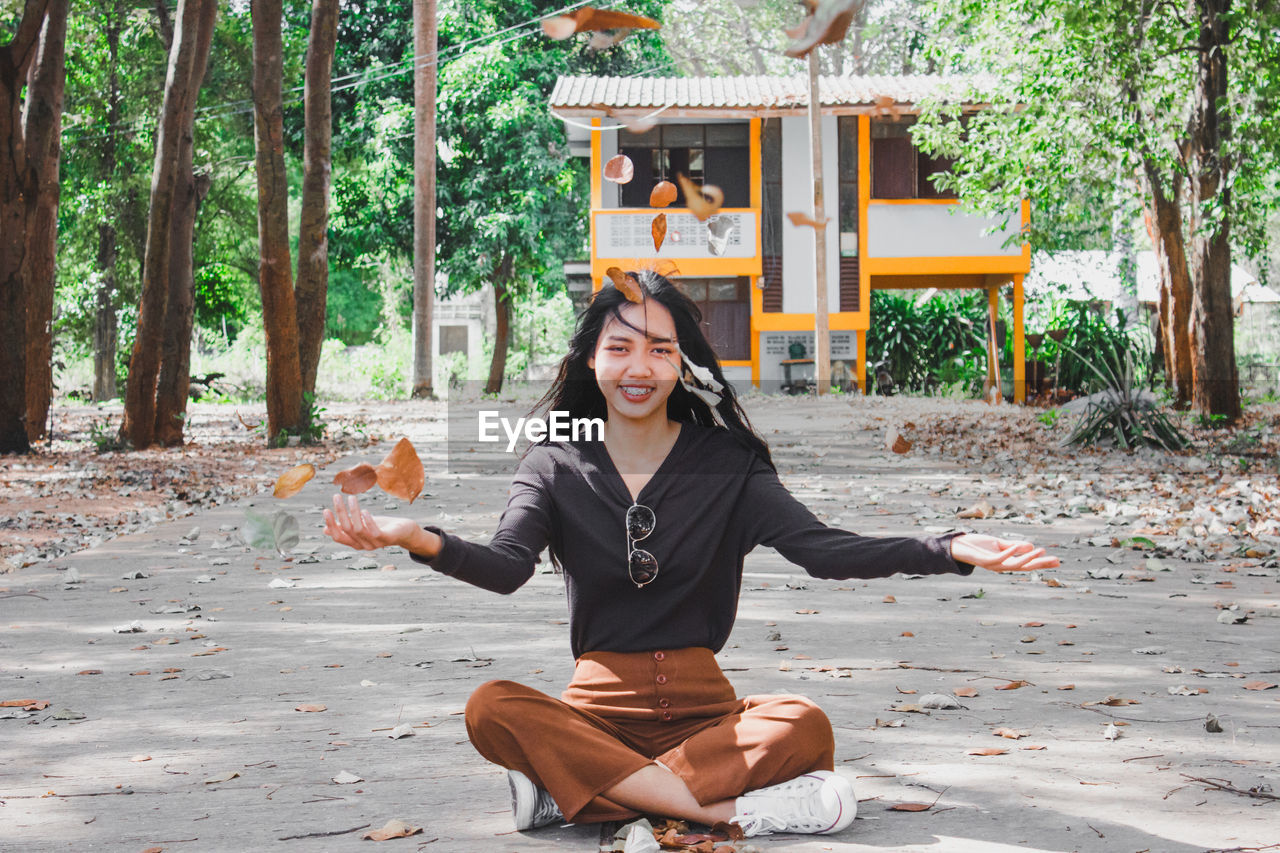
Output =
[
  {"x1": 732, "y1": 785, "x2": 828, "y2": 836},
  {"x1": 730, "y1": 812, "x2": 789, "y2": 837},
  {"x1": 533, "y1": 789, "x2": 562, "y2": 827}
]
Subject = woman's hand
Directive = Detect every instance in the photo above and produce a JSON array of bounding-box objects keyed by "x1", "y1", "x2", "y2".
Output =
[
  {"x1": 950, "y1": 533, "x2": 1060, "y2": 573},
  {"x1": 323, "y1": 494, "x2": 422, "y2": 552}
]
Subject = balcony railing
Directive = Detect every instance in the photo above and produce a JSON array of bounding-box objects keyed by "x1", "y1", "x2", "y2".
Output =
[{"x1": 594, "y1": 208, "x2": 758, "y2": 260}]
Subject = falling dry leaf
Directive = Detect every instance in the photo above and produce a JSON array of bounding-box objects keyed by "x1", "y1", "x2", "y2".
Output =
[
  {"x1": 333, "y1": 463, "x2": 378, "y2": 495},
  {"x1": 966, "y1": 747, "x2": 1008, "y2": 756},
  {"x1": 888, "y1": 802, "x2": 933, "y2": 811},
  {"x1": 604, "y1": 154, "x2": 634, "y2": 184},
  {"x1": 653, "y1": 259, "x2": 681, "y2": 279},
  {"x1": 295, "y1": 703, "x2": 327, "y2": 713},
  {"x1": 952, "y1": 687, "x2": 979, "y2": 698},
  {"x1": 605, "y1": 266, "x2": 644, "y2": 304},
  {"x1": 995, "y1": 680, "x2": 1029, "y2": 691},
  {"x1": 650, "y1": 180, "x2": 677, "y2": 208},
  {"x1": 362, "y1": 819, "x2": 423, "y2": 841},
  {"x1": 885, "y1": 426, "x2": 912, "y2": 454},
  {"x1": 652, "y1": 213, "x2": 667, "y2": 251},
  {"x1": 786, "y1": 210, "x2": 830, "y2": 228},
  {"x1": 273, "y1": 463, "x2": 315, "y2": 499},
  {"x1": 375, "y1": 438, "x2": 424, "y2": 504},
  {"x1": 676, "y1": 173, "x2": 724, "y2": 221},
  {"x1": 783, "y1": 0, "x2": 860, "y2": 58},
  {"x1": 541, "y1": 6, "x2": 660, "y2": 39},
  {"x1": 1243, "y1": 681, "x2": 1278, "y2": 691},
  {"x1": 958, "y1": 500, "x2": 995, "y2": 519}
]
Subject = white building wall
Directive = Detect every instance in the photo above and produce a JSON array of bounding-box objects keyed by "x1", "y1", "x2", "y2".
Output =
[
  {"x1": 781, "y1": 115, "x2": 841, "y2": 315},
  {"x1": 868, "y1": 205, "x2": 1021, "y2": 257}
]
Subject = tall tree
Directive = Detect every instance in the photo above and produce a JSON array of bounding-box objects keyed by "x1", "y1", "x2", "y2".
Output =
[
  {"x1": 251, "y1": 0, "x2": 304, "y2": 439},
  {"x1": 120, "y1": 0, "x2": 216, "y2": 449},
  {"x1": 154, "y1": 0, "x2": 218, "y2": 446},
  {"x1": 296, "y1": 0, "x2": 340, "y2": 398},
  {"x1": 410, "y1": 0, "x2": 436, "y2": 400},
  {"x1": 0, "y1": 0, "x2": 53, "y2": 454},
  {"x1": 91, "y1": 0, "x2": 125, "y2": 403},
  {"x1": 21, "y1": 0, "x2": 68, "y2": 442},
  {"x1": 915, "y1": 0, "x2": 1280, "y2": 422}
]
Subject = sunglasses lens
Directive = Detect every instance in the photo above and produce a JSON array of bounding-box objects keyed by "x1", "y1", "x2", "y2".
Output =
[
  {"x1": 629, "y1": 549, "x2": 658, "y2": 585},
  {"x1": 626, "y1": 504, "x2": 656, "y2": 539}
]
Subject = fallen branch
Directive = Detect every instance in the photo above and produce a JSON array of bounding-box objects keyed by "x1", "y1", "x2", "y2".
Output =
[
  {"x1": 1181, "y1": 775, "x2": 1279, "y2": 802},
  {"x1": 1080, "y1": 706, "x2": 1204, "y2": 724},
  {"x1": 0, "y1": 592, "x2": 48, "y2": 600},
  {"x1": 277, "y1": 823, "x2": 370, "y2": 841}
]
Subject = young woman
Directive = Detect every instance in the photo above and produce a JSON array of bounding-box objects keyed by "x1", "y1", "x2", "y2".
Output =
[{"x1": 323, "y1": 270, "x2": 1058, "y2": 839}]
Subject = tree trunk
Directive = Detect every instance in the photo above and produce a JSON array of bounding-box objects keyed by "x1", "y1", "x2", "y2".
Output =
[
  {"x1": 1185, "y1": 0, "x2": 1240, "y2": 422},
  {"x1": 295, "y1": 0, "x2": 339, "y2": 399},
  {"x1": 0, "y1": 0, "x2": 52, "y2": 455},
  {"x1": 120, "y1": 0, "x2": 209, "y2": 449},
  {"x1": 410, "y1": 0, "x2": 437, "y2": 399},
  {"x1": 93, "y1": 224, "x2": 119, "y2": 400},
  {"x1": 484, "y1": 260, "x2": 512, "y2": 395},
  {"x1": 20, "y1": 0, "x2": 67, "y2": 443},
  {"x1": 252, "y1": 0, "x2": 303, "y2": 440},
  {"x1": 92, "y1": 3, "x2": 123, "y2": 403},
  {"x1": 154, "y1": 0, "x2": 216, "y2": 447},
  {"x1": 1143, "y1": 163, "x2": 1193, "y2": 408}
]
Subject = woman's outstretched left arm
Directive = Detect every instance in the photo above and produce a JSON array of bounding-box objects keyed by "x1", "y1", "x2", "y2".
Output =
[{"x1": 949, "y1": 533, "x2": 1059, "y2": 572}]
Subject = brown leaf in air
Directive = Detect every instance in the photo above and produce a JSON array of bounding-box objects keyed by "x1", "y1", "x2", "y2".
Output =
[
  {"x1": 653, "y1": 259, "x2": 681, "y2": 279},
  {"x1": 604, "y1": 153, "x2": 634, "y2": 184},
  {"x1": 376, "y1": 438, "x2": 424, "y2": 503},
  {"x1": 888, "y1": 802, "x2": 933, "y2": 811},
  {"x1": 273, "y1": 463, "x2": 315, "y2": 499},
  {"x1": 362, "y1": 819, "x2": 424, "y2": 841},
  {"x1": 783, "y1": 0, "x2": 859, "y2": 58},
  {"x1": 966, "y1": 747, "x2": 1008, "y2": 756},
  {"x1": 786, "y1": 210, "x2": 830, "y2": 228},
  {"x1": 570, "y1": 6, "x2": 660, "y2": 33},
  {"x1": 676, "y1": 173, "x2": 724, "y2": 222},
  {"x1": 605, "y1": 266, "x2": 644, "y2": 303},
  {"x1": 652, "y1": 213, "x2": 667, "y2": 251},
  {"x1": 994, "y1": 680, "x2": 1029, "y2": 690},
  {"x1": 952, "y1": 687, "x2": 979, "y2": 698},
  {"x1": 333, "y1": 462, "x2": 378, "y2": 495},
  {"x1": 587, "y1": 29, "x2": 632, "y2": 50},
  {"x1": 1243, "y1": 681, "x2": 1278, "y2": 690},
  {"x1": 650, "y1": 180, "x2": 677, "y2": 208},
  {"x1": 540, "y1": 15, "x2": 578, "y2": 39},
  {"x1": 295, "y1": 703, "x2": 327, "y2": 713}
]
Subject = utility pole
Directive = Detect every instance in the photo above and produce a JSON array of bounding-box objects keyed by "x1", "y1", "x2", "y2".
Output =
[
  {"x1": 807, "y1": 51, "x2": 830, "y2": 395},
  {"x1": 410, "y1": 0, "x2": 437, "y2": 399}
]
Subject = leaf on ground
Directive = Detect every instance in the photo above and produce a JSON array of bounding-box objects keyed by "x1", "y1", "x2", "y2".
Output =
[
  {"x1": 1044, "y1": 578, "x2": 1066, "y2": 588},
  {"x1": 1, "y1": 699, "x2": 49, "y2": 710},
  {"x1": 652, "y1": 213, "x2": 667, "y2": 251},
  {"x1": 966, "y1": 747, "x2": 1008, "y2": 756},
  {"x1": 272, "y1": 463, "x2": 315, "y2": 499},
  {"x1": 388, "y1": 723, "x2": 415, "y2": 739},
  {"x1": 1168, "y1": 685, "x2": 1208, "y2": 696},
  {"x1": 993, "y1": 727, "x2": 1029, "y2": 739},
  {"x1": 876, "y1": 717, "x2": 905, "y2": 727},
  {"x1": 995, "y1": 680, "x2": 1029, "y2": 690},
  {"x1": 362, "y1": 819, "x2": 423, "y2": 841},
  {"x1": 786, "y1": 210, "x2": 830, "y2": 229},
  {"x1": 1243, "y1": 681, "x2": 1278, "y2": 690},
  {"x1": 604, "y1": 154, "x2": 634, "y2": 184},
  {"x1": 203, "y1": 770, "x2": 240, "y2": 784},
  {"x1": 1103, "y1": 722, "x2": 1122, "y2": 740},
  {"x1": 676, "y1": 173, "x2": 724, "y2": 222},
  {"x1": 1058, "y1": 684, "x2": 1076, "y2": 690},
  {"x1": 650, "y1": 180, "x2": 677, "y2": 208},
  {"x1": 885, "y1": 425, "x2": 912, "y2": 453},
  {"x1": 920, "y1": 693, "x2": 964, "y2": 710},
  {"x1": 332, "y1": 770, "x2": 363, "y2": 784},
  {"x1": 1022, "y1": 621, "x2": 1044, "y2": 627},
  {"x1": 883, "y1": 595, "x2": 897, "y2": 603},
  {"x1": 888, "y1": 802, "x2": 933, "y2": 811},
  {"x1": 957, "y1": 500, "x2": 995, "y2": 519},
  {"x1": 333, "y1": 463, "x2": 378, "y2": 495},
  {"x1": 795, "y1": 608, "x2": 820, "y2": 615},
  {"x1": 295, "y1": 703, "x2": 327, "y2": 713},
  {"x1": 1091, "y1": 696, "x2": 1140, "y2": 706},
  {"x1": 376, "y1": 438, "x2": 424, "y2": 503},
  {"x1": 709, "y1": 822, "x2": 745, "y2": 841},
  {"x1": 952, "y1": 687, "x2": 979, "y2": 698}
]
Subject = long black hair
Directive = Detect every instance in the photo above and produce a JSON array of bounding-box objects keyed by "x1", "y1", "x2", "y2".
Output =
[{"x1": 529, "y1": 270, "x2": 775, "y2": 471}]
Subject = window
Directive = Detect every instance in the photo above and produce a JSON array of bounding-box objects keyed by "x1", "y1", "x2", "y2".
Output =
[
  {"x1": 439, "y1": 325, "x2": 468, "y2": 356},
  {"x1": 870, "y1": 118, "x2": 958, "y2": 200},
  {"x1": 680, "y1": 277, "x2": 750, "y2": 361},
  {"x1": 620, "y1": 124, "x2": 750, "y2": 209}
]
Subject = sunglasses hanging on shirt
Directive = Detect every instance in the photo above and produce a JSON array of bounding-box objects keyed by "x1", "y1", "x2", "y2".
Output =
[{"x1": 626, "y1": 502, "x2": 658, "y2": 587}]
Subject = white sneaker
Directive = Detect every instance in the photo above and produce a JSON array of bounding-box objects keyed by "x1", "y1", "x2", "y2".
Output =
[
  {"x1": 730, "y1": 770, "x2": 857, "y2": 837},
  {"x1": 508, "y1": 769, "x2": 563, "y2": 831}
]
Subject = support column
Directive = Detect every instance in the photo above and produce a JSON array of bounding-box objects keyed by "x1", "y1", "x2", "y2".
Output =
[
  {"x1": 1013, "y1": 274, "x2": 1025, "y2": 404},
  {"x1": 987, "y1": 281, "x2": 1001, "y2": 402}
]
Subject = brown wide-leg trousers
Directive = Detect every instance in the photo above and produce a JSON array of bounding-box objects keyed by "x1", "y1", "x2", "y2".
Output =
[{"x1": 464, "y1": 647, "x2": 835, "y2": 823}]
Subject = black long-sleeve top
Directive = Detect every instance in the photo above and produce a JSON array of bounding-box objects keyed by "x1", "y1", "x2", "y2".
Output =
[{"x1": 411, "y1": 422, "x2": 973, "y2": 658}]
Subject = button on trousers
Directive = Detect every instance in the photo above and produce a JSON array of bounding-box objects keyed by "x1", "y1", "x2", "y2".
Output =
[{"x1": 464, "y1": 647, "x2": 835, "y2": 823}]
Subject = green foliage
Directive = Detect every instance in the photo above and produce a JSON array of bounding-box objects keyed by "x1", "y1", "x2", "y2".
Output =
[
  {"x1": 865, "y1": 290, "x2": 989, "y2": 394},
  {"x1": 88, "y1": 416, "x2": 129, "y2": 453},
  {"x1": 1062, "y1": 336, "x2": 1188, "y2": 451}
]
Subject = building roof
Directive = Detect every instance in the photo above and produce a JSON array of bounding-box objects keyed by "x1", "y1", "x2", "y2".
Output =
[{"x1": 549, "y1": 74, "x2": 981, "y2": 117}]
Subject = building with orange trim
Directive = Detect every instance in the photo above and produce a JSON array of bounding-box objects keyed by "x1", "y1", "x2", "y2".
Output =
[{"x1": 549, "y1": 75, "x2": 1032, "y2": 401}]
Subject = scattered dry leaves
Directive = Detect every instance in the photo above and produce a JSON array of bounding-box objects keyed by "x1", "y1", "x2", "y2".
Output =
[{"x1": 362, "y1": 819, "x2": 423, "y2": 841}]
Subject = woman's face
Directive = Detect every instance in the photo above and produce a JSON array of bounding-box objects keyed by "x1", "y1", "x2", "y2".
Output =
[{"x1": 587, "y1": 300, "x2": 680, "y2": 424}]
